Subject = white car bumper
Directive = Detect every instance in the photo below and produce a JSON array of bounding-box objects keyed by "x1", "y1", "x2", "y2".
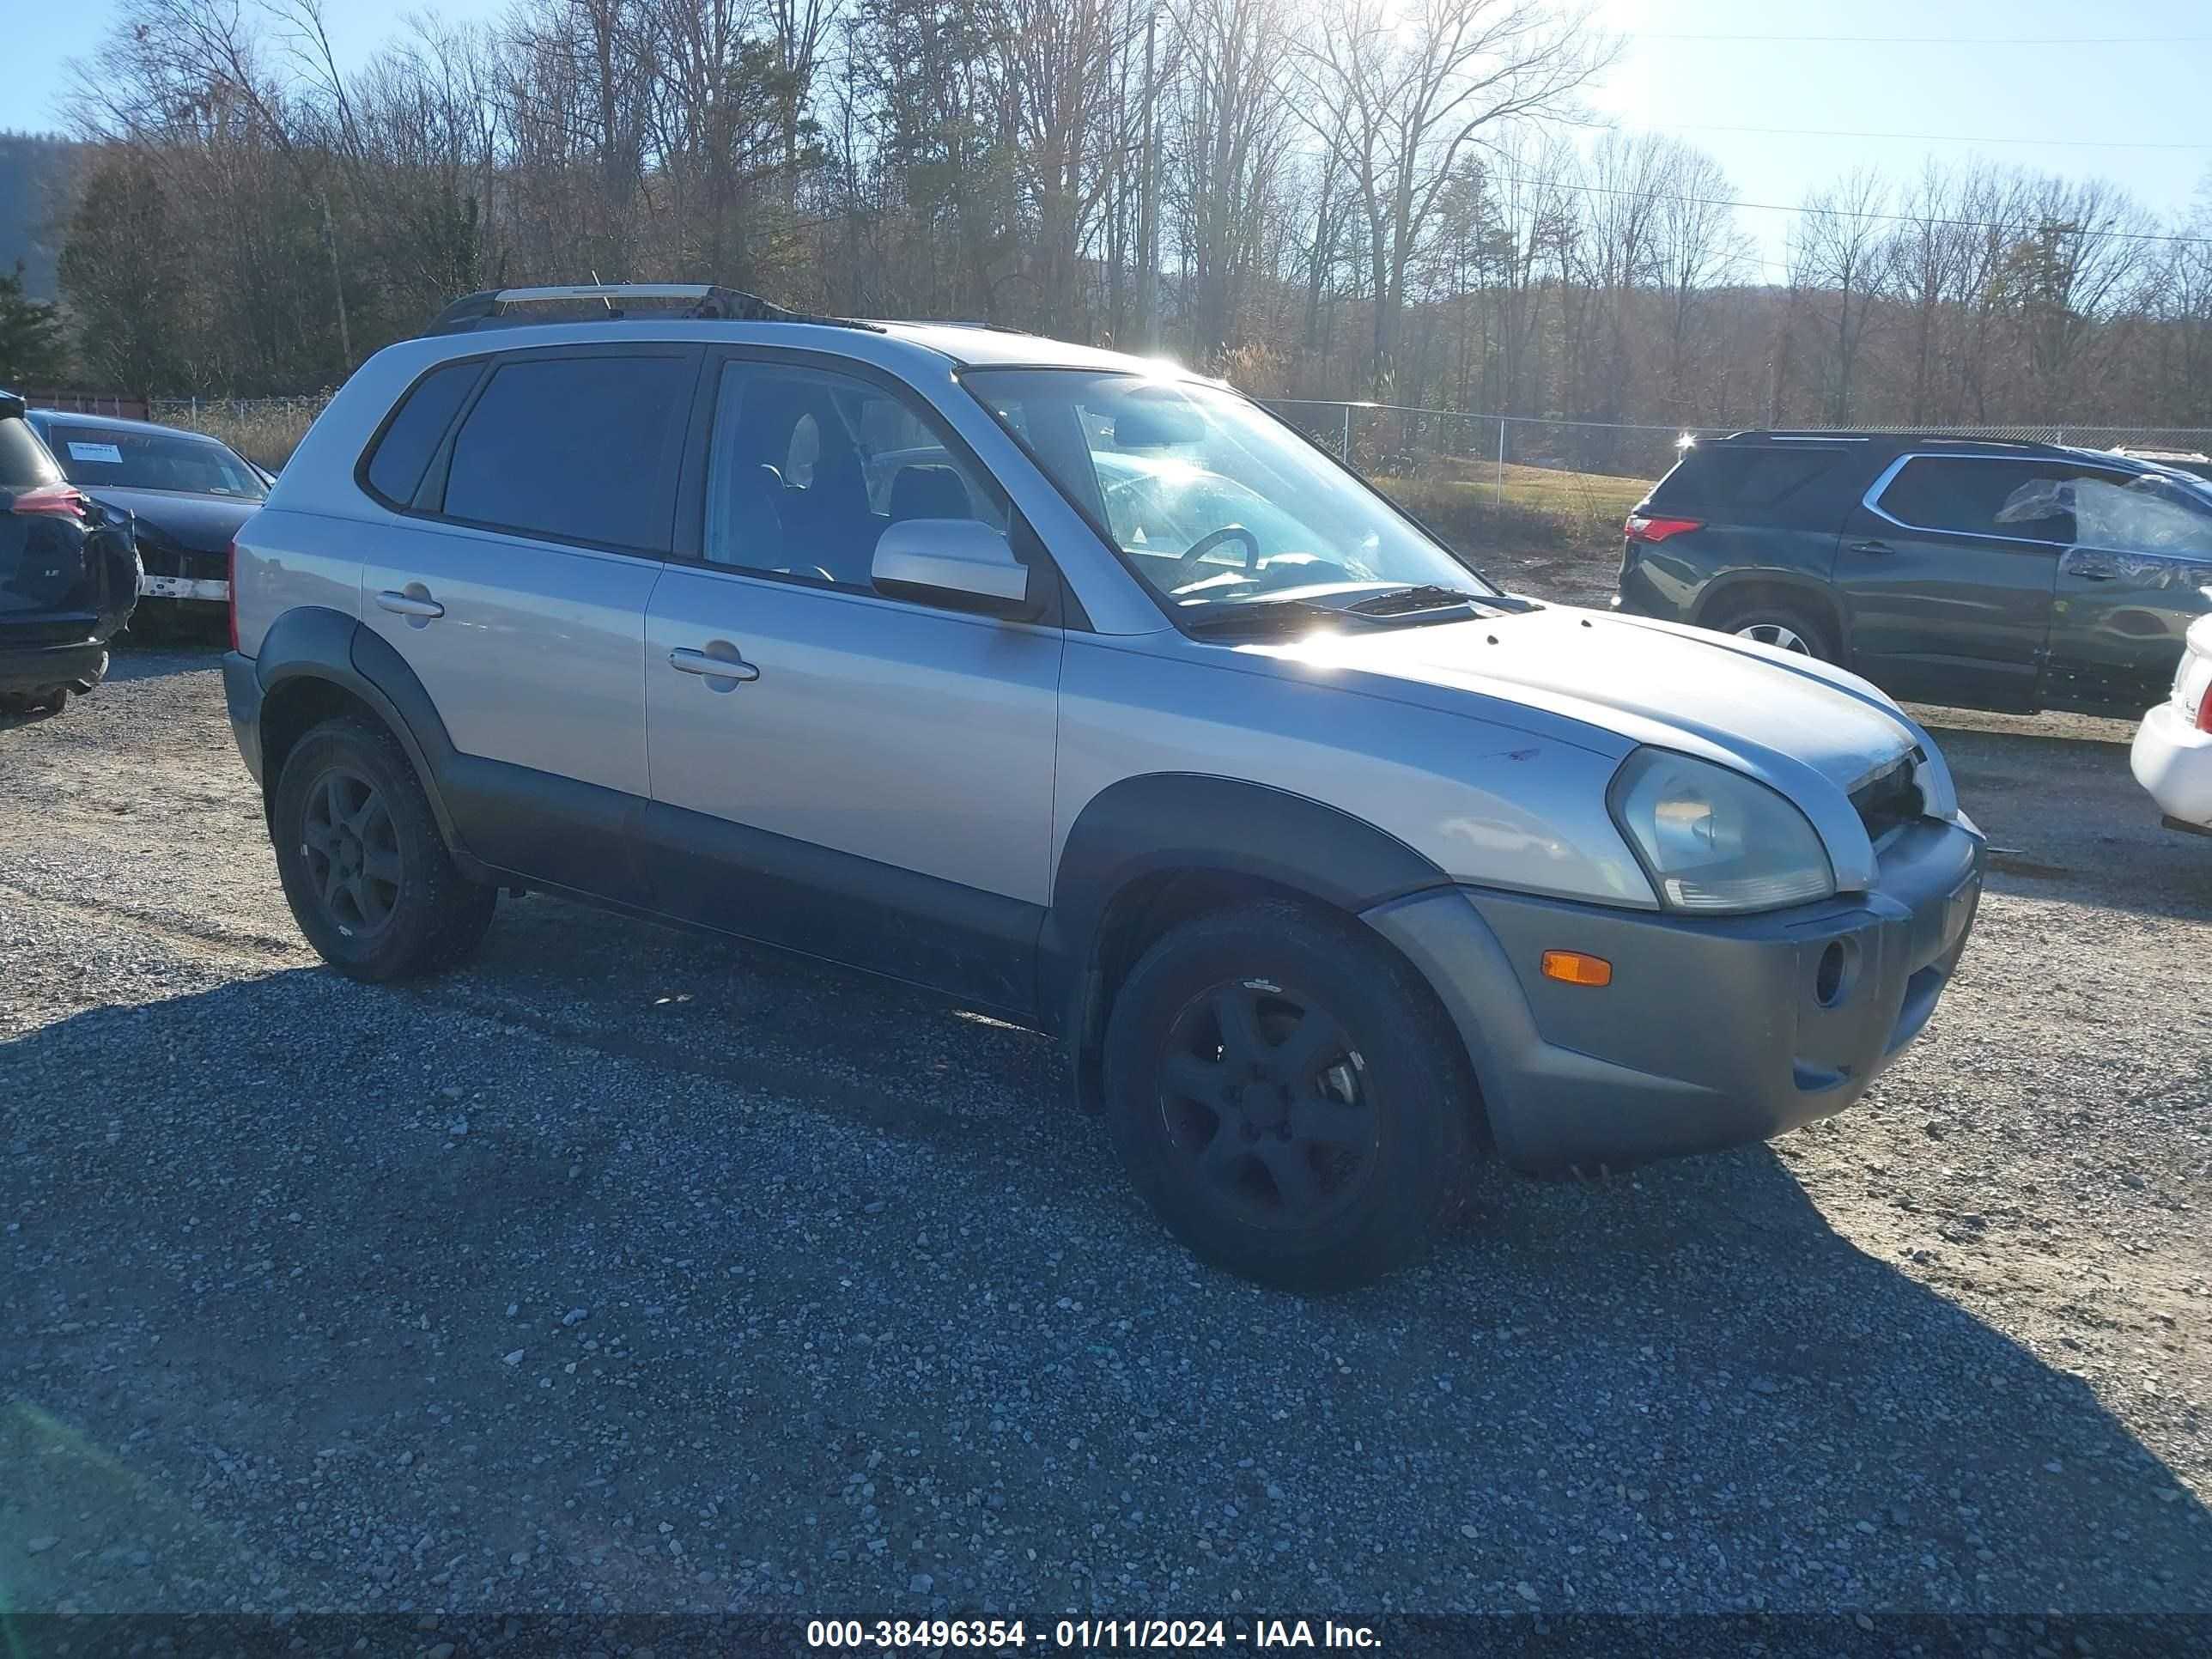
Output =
[{"x1": 2131, "y1": 701, "x2": 2212, "y2": 830}]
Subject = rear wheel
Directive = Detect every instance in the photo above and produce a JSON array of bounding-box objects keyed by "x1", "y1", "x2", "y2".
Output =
[
  {"x1": 271, "y1": 717, "x2": 495, "y2": 981},
  {"x1": 1103, "y1": 900, "x2": 1476, "y2": 1291},
  {"x1": 1716, "y1": 597, "x2": 1835, "y2": 661}
]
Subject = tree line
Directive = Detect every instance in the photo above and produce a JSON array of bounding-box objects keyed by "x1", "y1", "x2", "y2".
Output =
[{"x1": 20, "y1": 0, "x2": 2212, "y2": 440}]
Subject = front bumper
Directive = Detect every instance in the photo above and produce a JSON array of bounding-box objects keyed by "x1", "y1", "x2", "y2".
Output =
[
  {"x1": 2130, "y1": 701, "x2": 2212, "y2": 830},
  {"x1": 140, "y1": 574, "x2": 230, "y2": 603},
  {"x1": 135, "y1": 542, "x2": 229, "y2": 607},
  {"x1": 1366, "y1": 817, "x2": 1986, "y2": 1176}
]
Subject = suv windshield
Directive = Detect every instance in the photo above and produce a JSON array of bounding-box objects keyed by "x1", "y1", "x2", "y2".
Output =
[
  {"x1": 964, "y1": 368, "x2": 1495, "y2": 617},
  {"x1": 43, "y1": 423, "x2": 267, "y2": 500}
]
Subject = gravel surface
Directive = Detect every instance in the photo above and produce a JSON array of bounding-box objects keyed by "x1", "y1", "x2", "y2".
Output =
[{"x1": 1, "y1": 640, "x2": 2208, "y2": 1622}]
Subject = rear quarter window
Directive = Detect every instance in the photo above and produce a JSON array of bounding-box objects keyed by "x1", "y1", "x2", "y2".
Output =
[
  {"x1": 362, "y1": 359, "x2": 485, "y2": 507},
  {"x1": 1649, "y1": 447, "x2": 1844, "y2": 514}
]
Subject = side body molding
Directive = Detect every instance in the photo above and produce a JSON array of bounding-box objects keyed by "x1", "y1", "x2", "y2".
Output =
[{"x1": 1040, "y1": 772, "x2": 1452, "y2": 1056}]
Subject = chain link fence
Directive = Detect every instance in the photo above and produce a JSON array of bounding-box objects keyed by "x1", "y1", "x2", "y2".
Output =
[
  {"x1": 138, "y1": 388, "x2": 2212, "y2": 586},
  {"x1": 1263, "y1": 400, "x2": 2212, "y2": 579},
  {"x1": 150, "y1": 395, "x2": 336, "y2": 470}
]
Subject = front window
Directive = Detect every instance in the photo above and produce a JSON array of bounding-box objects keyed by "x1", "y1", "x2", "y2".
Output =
[
  {"x1": 963, "y1": 369, "x2": 1497, "y2": 623},
  {"x1": 44, "y1": 423, "x2": 267, "y2": 500}
]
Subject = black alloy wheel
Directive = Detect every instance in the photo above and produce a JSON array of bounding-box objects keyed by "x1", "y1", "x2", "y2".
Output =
[
  {"x1": 1103, "y1": 899, "x2": 1478, "y2": 1291},
  {"x1": 1158, "y1": 978, "x2": 1379, "y2": 1229},
  {"x1": 300, "y1": 765, "x2": 404, "y2": 937},
  {"x1": 271, "y1": 715, "x2": 497, "y2": 981}
]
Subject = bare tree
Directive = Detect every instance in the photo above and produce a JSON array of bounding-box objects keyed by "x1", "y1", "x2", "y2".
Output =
[
  {"x1": 1787, "y1": 168, "x2": 1889, "y2": 423},
  {"x1": 1164, "y1": 0, "x2": 1293, "y2": 360},
  {"x1": 1289, "y1": 0, "x2": 1608, "y2": 391}
]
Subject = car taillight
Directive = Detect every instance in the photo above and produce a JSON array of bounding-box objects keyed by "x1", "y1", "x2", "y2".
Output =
[
  {"x1": 1625, "y1": 513, "x2": 1703, "y2": 544},
  {"x1": 9, "y1": 482, "x2": 90, "y2": 520},
  {"x1": 2197, "y1": 679, "x2": 2212, "y2": 734},
  {"x1": 227, "y1": 539, "x2": 240, "y2": 653}
]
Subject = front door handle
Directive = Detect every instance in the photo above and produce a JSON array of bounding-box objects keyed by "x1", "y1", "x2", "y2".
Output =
[
  {"x1": 668, "y1": 646, "x2": 760, "y2": 683},
  {"x1": 1846, "y1": 539, "x2": 1894, "y2": 556},
  {"x1": 375, "y1": 589, "x2": 445, "y2": 619}
]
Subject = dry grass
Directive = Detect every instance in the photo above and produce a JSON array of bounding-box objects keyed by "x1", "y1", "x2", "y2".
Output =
[
  {"x1": 155, "y1": 400, "x2": 328, "y2": 469},
  {"x1": 1374, "y1": 461, "x2": 1653, "y2": 562}
]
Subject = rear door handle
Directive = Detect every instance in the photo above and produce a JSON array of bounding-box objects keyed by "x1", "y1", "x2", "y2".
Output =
[
  {"x1": 375, "y1": 589, "x2": 445, "y2": 619},
  {"x1": 668, "y1": 646, "x2": 760, "y2": 683},
  {"x1": 1846, "y1": 539, "x2": 1894, "y2": 556}
]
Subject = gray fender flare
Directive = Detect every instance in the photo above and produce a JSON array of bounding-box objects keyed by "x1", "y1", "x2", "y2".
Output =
[
  {"x1": 253, "y1": 607, "x2": 483, "y2": 875},
  {"x1": 1038, "y1": 773, "x2": 1456, "y2": 1097}
]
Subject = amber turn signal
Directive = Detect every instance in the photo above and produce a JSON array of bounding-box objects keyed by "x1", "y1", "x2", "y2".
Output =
[{"x1": 1540, "y1": 950, "x2": 1613, "y2": 988}]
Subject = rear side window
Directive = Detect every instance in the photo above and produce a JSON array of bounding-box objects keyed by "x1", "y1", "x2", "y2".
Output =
[
  {"x1": 0, "y1": 416, "x2": 63, "y2": 491},
  {"x1": 1876, "y1": 459, "x2": 2077, "y2": 544},
  {"x1": 441, "y1": 352, "x2": 695, "y2": 551},
  {"x1": 364, "y1": 360, "x2": 482, "y2": 507},
  {"x1": 1650, "y1": 446, "x2": 1840, "y2": 514}
]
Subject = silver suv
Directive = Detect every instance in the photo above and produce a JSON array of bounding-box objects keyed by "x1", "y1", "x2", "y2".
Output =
[{"x1": 222, "y1": 284, "x2": 1986, "y2": 1290}]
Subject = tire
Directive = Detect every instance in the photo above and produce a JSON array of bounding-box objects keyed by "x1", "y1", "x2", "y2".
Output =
[
  {"x1": 1102, "y1": 899, "x2": 1478, "y2": 1292},
  {"x1": 40, "y1": 688, "x2": 69, "y2": 715},
  {"x1": 271, "y1": 716, "x2": 496, "y2": 981},
  {"x1": 1713, "y1": 596, "x2": 1835, "y2": 661}
]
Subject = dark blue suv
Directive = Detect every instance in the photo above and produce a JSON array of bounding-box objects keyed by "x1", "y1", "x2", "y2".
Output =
[{"x1": 1613, "y1": 432, "x2": 2212, "y2": 716}]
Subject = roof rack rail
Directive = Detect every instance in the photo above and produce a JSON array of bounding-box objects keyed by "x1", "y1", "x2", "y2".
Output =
[
  {"x1": 424, "y1": 284, "x2": 883, "y2": 336},
  {"x1": 897, "y1": 318, "x2": 1036, "y2": 335}
]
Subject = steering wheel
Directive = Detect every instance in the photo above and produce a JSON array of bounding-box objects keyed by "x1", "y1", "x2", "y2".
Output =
[{"x1": 1171, "y1": 524, "x2": 1261, "y2": 588}]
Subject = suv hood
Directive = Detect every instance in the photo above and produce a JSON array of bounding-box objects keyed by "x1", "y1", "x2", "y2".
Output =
[{"x1": 1268, "y1": 603, "x2": 1928, "y2": 804}]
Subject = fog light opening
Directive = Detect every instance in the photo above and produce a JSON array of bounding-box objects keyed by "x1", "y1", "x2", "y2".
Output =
[{"x1": 1815, "y1": 940, "x2": 1850, "y2": 1007}]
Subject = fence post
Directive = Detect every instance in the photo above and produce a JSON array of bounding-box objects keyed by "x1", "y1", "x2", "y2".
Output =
[
  {"x1": 1496, "y1": 416, "x2": 1506, "y2": 496},
  {"x1": 1341, "y1": 403, "x2": 1352, "y2": 463}
]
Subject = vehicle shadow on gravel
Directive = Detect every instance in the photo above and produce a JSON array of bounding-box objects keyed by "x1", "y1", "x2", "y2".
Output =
[{"x1": 5, "y1": 946, "x2": 2209, "y2": 1613}]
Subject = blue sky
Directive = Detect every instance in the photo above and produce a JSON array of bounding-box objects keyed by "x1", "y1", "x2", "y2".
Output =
[
  {"x1": 1588, "y1": 0, "x2": 2212, "y2": 270},
  {"x1": 6, "y1": 0, "x2": 2208, "y2": 272}
]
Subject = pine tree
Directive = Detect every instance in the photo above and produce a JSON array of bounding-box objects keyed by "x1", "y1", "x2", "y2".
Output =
[{"x1": 0, "y1": 262, "x2": 68, "y2": 386}]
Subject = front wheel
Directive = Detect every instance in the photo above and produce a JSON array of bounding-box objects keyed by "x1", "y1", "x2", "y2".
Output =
[
  {"x1": 270, "y1": 716, "x2": 495, "y2": 981},
  {"x1": 1102, "y1": 900, "x2": 1478, "y2": 1291}
]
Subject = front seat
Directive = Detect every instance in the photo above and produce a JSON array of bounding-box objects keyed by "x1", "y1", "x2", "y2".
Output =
[{"x1": 711, "y1": 462, "x2": 786, "y2": 569}]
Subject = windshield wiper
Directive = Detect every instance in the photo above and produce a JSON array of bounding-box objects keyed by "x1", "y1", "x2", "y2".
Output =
[
  {"x1": 1181, "y1": 598, "x2": 1357, "y2": 637},
  {"x1": 1341, "y1": 584, "x2": 1498, "y2": 618}
]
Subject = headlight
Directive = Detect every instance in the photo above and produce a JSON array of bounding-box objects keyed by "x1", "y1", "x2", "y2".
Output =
[{"x1": 1607, "y1": 749, "x2": 1835, "y2": 914}]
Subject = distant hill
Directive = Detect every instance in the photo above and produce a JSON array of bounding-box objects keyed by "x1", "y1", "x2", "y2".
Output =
[{"x1": 0, "y1": 131, "x2": 81, "y2": 301}]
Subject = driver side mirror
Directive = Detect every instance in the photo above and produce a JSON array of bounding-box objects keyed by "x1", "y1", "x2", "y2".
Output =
[{"x1": 872, "y1": 518, "x2": 1036, "y2": 619}]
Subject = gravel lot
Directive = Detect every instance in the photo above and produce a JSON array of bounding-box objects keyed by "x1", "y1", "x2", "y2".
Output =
[{"x1": 2, "y1": 629, "x2": 2209, "y2": 1627}]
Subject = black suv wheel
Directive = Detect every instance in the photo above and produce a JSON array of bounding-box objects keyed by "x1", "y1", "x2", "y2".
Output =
[
  {"x1": 271, "y1": 716, "x2": 496, "y2": 981},
  {"x1": 1103, "y1": 900, "x2": 1477, "y2": 1291}
]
